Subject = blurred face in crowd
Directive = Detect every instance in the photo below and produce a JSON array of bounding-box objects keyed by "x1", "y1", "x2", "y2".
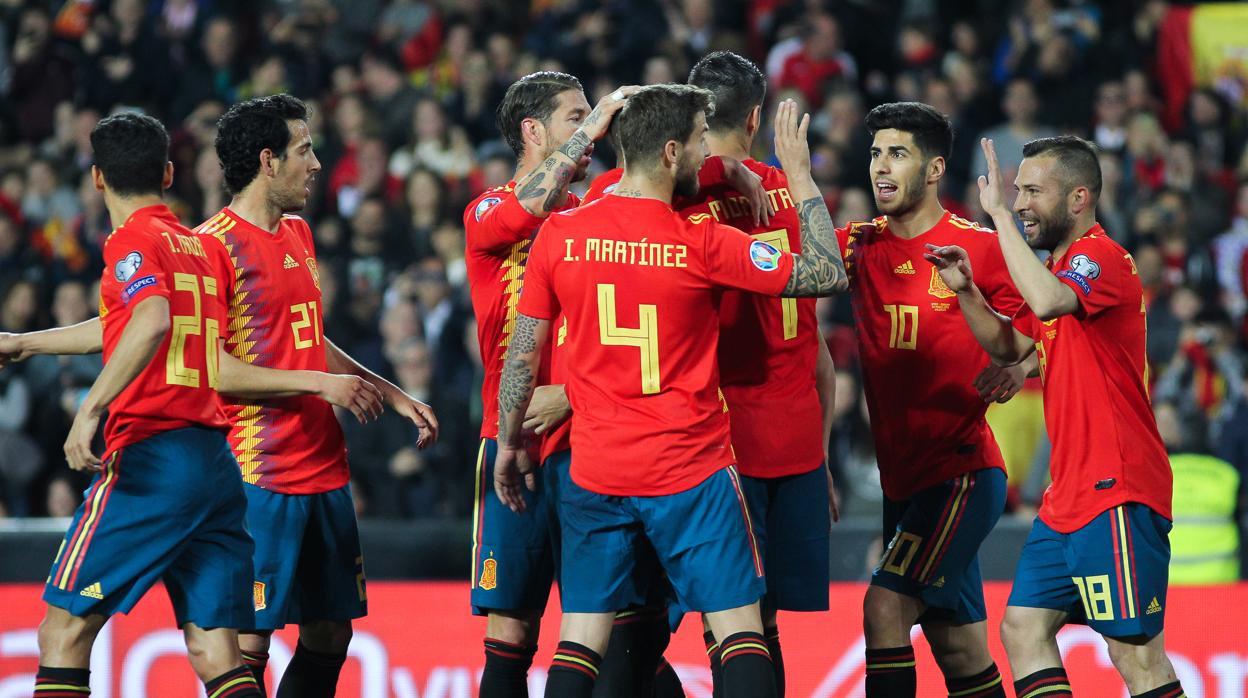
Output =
[
  {"x1": 869, "y1": 128, "x2": 933, "y2": 217},
  {"x1": 52, "y1": 281, "x2": 89, "y2": 326},
  {"x1": 394, "y1": 340, "x2": 433, "y2": 391},
  {"x1": 1013, "y1": 154, "x2": 1076, "y2": 251},
  {"x1": 1003, "y1": 79, "x2": 1038, "y2": 126},
  {"x1": 202, "y1": 18, "x2": 237, "y2": 68},
  {"x1": 537, "y1": 89, "x2": 593, "y2": 181},
  {"x1": 1095, "y1": 82, "x2": 1127, "y2": 128},
  {"x1": 270, "y1": 119, "x2": 320, "y2": 213}
]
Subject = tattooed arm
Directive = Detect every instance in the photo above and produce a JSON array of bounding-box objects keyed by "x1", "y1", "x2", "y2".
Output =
[
  {"x1": 514, "y1": 86, "x2": 639, "y2": 216},
  {"x1": 495, "y1": 313, "x2": 552, "y2": 512},
  {"x1": 772, "y1": 99, "x2": 849, "y2": 298}
]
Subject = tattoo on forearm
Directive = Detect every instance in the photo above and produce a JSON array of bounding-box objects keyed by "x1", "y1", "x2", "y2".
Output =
[
  {"x1": 516, "y1": 169, "x2": 548, "y2": 202},
  {"x1": 542, "y1": 163, "x2": 574, "y2": 211},
  {"x1": 558, "y1": 129, "x2": 592, "y2": 162},
  {"x1": 498, "y1": 314, "x2": 539, "y2": 442},
  {"x1": 783, "y1": 195, "x2": 849, "y2": 297}
]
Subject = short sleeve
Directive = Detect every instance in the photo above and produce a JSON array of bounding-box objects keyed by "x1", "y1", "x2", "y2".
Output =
[
  {"x1": 1053, "y1": 236, "x2": 1123, "y2": 317},
  {"x1": 1011, "y1": 302, "x2": 1037, "y2": 338},
  {"x1": 977, "y1": 238, "x2": 1024, "y2": 317},
  {"x1": 101, "y1": 231, "x2": 169, "y2": 311},
  {"x1": 696, "y1": 156, "x2": 727, "y2": 189},
  {"x1": 465, "y1": 192, "x2": 544, "y2": 253},
  {"x1": 702, "y1": 221, "x2": 793, "y2": 295},
  {"x1": 517, "y1": 221, "x2": 560, "y2": 321}
]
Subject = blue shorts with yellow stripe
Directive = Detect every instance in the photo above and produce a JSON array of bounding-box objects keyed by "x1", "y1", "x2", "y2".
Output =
[
  {"x1": 1009, "y1": 504, "x2": 1171, "y2": 639},
  {"x1": 741, "y1": 465, "x2": 831, "y2": 612},
  {"x1": 871, "y1": 468, "x2": 1007, "y2": 625},
  {"x1": 558, "y1": 464, "x2": 765, "y2": 614},
  {"x1": 43, "y1": 427, "x2": 255, "y2": 629},
  {"x1": 470, "y1": 438, "x2": 562, "y2": 615}
]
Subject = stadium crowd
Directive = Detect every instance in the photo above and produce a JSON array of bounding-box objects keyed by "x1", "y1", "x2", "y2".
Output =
[{"x1": 0, "y1": 0, "x2": 1244, "y2": 543}]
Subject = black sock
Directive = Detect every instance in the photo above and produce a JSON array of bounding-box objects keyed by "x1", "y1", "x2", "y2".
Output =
[
  {"x1": 34, "y1": 666, "x2": 90, "y2": 696},
  {"x1": 702, "y1": 630, "x2": 723, "y2": 698},
  {"x1": 545, "y1": 641, "x2": 602, "y2": 698},
  {"x1": 764, "y1": 628, "x2": 785, "y2": 698},
  {"x1": 945, "y1": 663, "x2": 1006, "y2": 698},
  {"x1": 864, "y1": 646, "x2": 916, "y2": 698},
  {"x1": 718, "y1": 631, "x2": 776, "y2": 698},
  {"x1": 240, "y1": 649, "x2": 269, "y2": 696},
  {"x1": 593, "y1": 611, "x2": 658, "y2": 697},
  {"x1": 1132, "y1": 681, "x2": 1187, "y2": 698},
  {"x1": 274, "y1": 641, "x2": 347, "y2": 698},
  {"x1": 481, "y1": 639, "x2": 536, "y2": 697},
  {"x1": 653, "y1": 657, "x2": 685, "y2": 698},
  {"x1": 1014, "y1": 668, "x2": 1072, "y2": 698},
  {"x1": 205, "y1": 665, "x2": 263, "y2": 697}
]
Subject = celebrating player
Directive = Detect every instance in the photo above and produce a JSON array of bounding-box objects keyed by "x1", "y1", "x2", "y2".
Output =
[
  {"x1": 495, "y1": 89, "x2": 846, "y2": 698},
  {"x1": 678, "y1": 50, "x2": 839, "y2": 697},
  {"x1": 839, "y1": 103, "x2": 1023, "y2": 698},
  {"x1": 927, "y1": 136, "x2": 1186, "y2": 698}
]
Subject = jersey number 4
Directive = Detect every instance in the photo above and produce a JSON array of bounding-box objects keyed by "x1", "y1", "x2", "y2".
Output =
[
  {"x1": 598, "y1": 283, "x2": 660, "y2": 395},
  {"x1": 166, "y1": 273, "x2": 220, "y2": 389}
]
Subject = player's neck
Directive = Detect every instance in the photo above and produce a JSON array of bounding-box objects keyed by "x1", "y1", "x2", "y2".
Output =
[
  {"x1": 886, "y1": 198, "x2": 945, "y2": 240},
  {"x1": 706, "y1": 131, "x2": 751, "y2": 162},
  {"x1": 104, "y1": 192, "x2": 164, "y2": 229},
  {"x1": 1053, "y1": 214, "x2": 1100, "y2": 260},
  {"x1": 615, "y1": 170, "x2": 674, "y2": 204},
  {"x1": 228, "y1": 190, "x2": 284, "y2": 233}
]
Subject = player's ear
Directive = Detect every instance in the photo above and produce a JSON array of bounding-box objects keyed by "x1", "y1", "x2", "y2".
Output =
[
  {"x1": 259, "y1": 148, "x2": 277, "y2": 178},
  {"x1": 161, "y1": 162, "x2": 174, "y2": 191},
  {"x1": 746, "y1": 104, "x2": 762, "y2": 137},
  {"x1": 1070, "y1": 185, "x2": 1091, "y2": 215},
  {"x1": 521, "y1": 117, "x2": 544, "y2": 154},
  {"x1": 91, "y1": 165, "x2": 106, "y2": 193},
  {"x1": 663, "y1": 140, "x2": 680, "y2": 171},
  {"x1": 927, "y1": 156, "x2": 945, "y2": 184}
]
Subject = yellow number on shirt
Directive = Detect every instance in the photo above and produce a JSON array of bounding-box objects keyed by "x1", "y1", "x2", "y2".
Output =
[
  {"x1": 166, "y1": 273, "x2": 220, "y2": 388},
  {"x1": 1073, "y1": 574, "x2": 1115, "y2": 621},
  {"x1": 752, "y1": 230, "x2": 797, "y2": 341},
  {"x1": 291, "y1": 301, "x2": 322, "y2": 350},
  {"x1": 1035, "y1": 342, "x2": 1048, "y2": 384},
  {"x1": 597, "y1": 283, "x2": 660, "y2": 394},
  {"x1": 884, "y1": 304, "x2": 919, "y2": 350}
]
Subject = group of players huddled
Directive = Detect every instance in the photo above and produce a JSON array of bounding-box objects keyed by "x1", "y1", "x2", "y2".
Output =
[{"x1": 0, "y1": 47, "x2": 1186, "y2": 698}]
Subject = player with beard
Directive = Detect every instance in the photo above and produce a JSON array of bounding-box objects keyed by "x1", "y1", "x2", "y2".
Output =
[
  {"x1": 494, "y1": 90, "x2": 849, "y2": 698},
  {"x1": 928, "y1": 136, "x2": 1186, "y2": 698},
  {"x1": 836, "y1": 103, "x2": 1024, "y2": 698}
]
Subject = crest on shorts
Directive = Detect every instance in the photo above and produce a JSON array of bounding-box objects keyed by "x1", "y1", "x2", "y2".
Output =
[
  {"x1": 479, "y1": 557, "x2": 498, "y2": 590},
  {"x1": 253, "y1": 581, "x2": 267, "y2": 611},
  {"x1": 928, "y1": 267, "x2": 956, "y2": 299}
]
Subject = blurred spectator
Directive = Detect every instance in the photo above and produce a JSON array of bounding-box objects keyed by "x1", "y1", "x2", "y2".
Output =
[
  {"x1": 1213, "y1": 182, "x2": 1248, "y2": 322},
  {"x1": 6, "y1": 5, "x2": 75, "y2": 143},
  {"x1": 773, "y1": 13, "x2": 856, "y2": 108},
  {"x1": 1092, "y1": 81, "x2": 1130, "y2": 155},
  {"x1": 971, "y1": 78, "x2": 1057, "y2": 186},
  {"x1": 1154, "y1": 307, "x2": 1245, "y2": 451}
]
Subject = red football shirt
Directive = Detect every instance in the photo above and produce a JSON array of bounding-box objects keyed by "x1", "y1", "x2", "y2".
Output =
[
  {"x1": 519, "y1": 195, "x2": 794, "y2": 496},
  {"x1": 194, "y1": 208, "x2": 348, "y2": 495},
  {"x1": 838, "y1": 212, "x2": 1022, "y2": 500},
  {"x1": 680, "y1": 159, "x2": 823, "y2": 478},
  {"x1": 1012, "y1": 226, "x2": 1172, "y2": 532},
  {"x1": 99, "y1": 205, "x2": 229, "y2": 453},
  {"x1": 464, "y1": 182, "x2": 577, "y2": 449}
]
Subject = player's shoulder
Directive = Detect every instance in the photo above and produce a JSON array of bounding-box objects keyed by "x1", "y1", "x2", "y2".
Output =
[
  {"x1": 1064, "y1": 227, "x2": 1130, "y2": 275},
  {"x1": 944, "y1": 212, "x2": 996, "y2": 237},
  {"x1": 745, "y1": 158, "x2": 785, "y2": 182},
  {"x1": 466, "y1": 184, "x2": 514, "y2": 223},
  {"x1": 840, "y1": 216, "x2": 886, "y2": 241}
]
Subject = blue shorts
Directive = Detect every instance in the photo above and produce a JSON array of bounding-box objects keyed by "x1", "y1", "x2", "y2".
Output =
[
  {"x1": 559, "y1": 464, "x2": 765, "y2": 614},
  {"x1": 470, "y1": 438, "x2": 562, "y2": 615},
  {"x1": 245, "y1": 482, "x2": 367, "y2": 630},
  {"x1": 741, "y1": 466, "x2": 830, "y2": 612},
  {"x1": 43, "y1": 427, "x2": 254, "y2": 629},
  {"x1": 1009, "y1": 504, "x2": 1172, "y2": 639},
  {"x1": 871, "y1": 468, "x2": 1006, "y2": 625}
]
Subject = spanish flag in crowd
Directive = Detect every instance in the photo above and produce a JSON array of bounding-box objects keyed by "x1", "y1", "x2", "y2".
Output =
[{"x1": 1156, "y1": 3, "x2": 1248, "y2": 131}]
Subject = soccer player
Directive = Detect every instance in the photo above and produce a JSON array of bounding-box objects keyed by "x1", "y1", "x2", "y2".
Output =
[
  {"x1": 678, "y1": 51, "x2": 840, "y2": 697},
  {"x1": 496, "y1": 89, "x2": 847, "y2": 698},
  {"x1": 839, "y1": 103, "x2": 1024, "y2": 698},
  {"x1": 8, "y1": 113, "x2": 380, "y2": 698},
  {"x1": 927, "y1": 136, "x2": 1187, "y2": 698},
  {"x1": 198, "y1": 93, "x2": 437, "y2": 697}
]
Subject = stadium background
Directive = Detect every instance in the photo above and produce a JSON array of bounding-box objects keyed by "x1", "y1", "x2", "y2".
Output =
[{"x1": 0, "y1": 0, "x2": 1246, "y2": 695}]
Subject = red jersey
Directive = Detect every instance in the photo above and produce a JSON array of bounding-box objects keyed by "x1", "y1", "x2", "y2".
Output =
[
  {"x1": 519, "y1": 196, "x2": 794, "y2": 496},
  {"x1": 680, "y1": 159, "x2": 823, "y2": 478},
  {"x1": 99, "y1": 205, "x2": 229, "y2": 453},
  {"x1": 581, "y1": 157, "x2": 728, "y2": 205},
  {"x1": 838, "y1": 212, "x2": 1023, "y2": 500},
  {"x1": 1012, "y1": 226, "x2": 1172, "y2": 532},
  {"x1": 194, "y1": 208, "x2": 348, "y2": 495},
  {"x1": 464, "y1": 182, "x2": 578, "y2": 451}
]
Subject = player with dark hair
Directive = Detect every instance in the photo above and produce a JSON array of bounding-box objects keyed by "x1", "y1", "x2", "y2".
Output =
[
  {"x1": 840, "y1": 102, "x2": 1024, "y2": 698},
  {"x1": 928, "y1": 135, "x2": 1186, "y2": 698},
  {"x1": 200, "y1": 93, "x2": 438, "y2": 697},
  {"x1": 681, "y1": 50, "x2": 839, "y2": 697},
  {"x1": 2, "y1": 112, "x2": 384, "y2": 698},
  {"x1": 495, "y1": 87, "x2": 847, "y2": 698}
]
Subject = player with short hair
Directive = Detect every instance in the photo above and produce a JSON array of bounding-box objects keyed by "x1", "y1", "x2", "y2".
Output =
[
  {"x1": 495, "y1": 87, "x2": 847, "y2": 698},
  {"x1": 841, "y1": 102, "x2": 1024, "y2": 698},
  {"x1": 928, "y1": 135, "x2": 1187, "y2": 698}
]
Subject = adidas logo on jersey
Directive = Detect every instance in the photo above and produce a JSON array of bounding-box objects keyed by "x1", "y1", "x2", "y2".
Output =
[
  {"x1": 1146, "y1": 597, "x2": 1162, "y2": 615},
  {"x1": 894, "y1": 260, "x2": 916, "y2": 275},
  {"x1": 283, "y1": 254, "x2": 299, "y2": 269},
  {"x1": 79, "y1": 582, "x2": 104, "y2": 599}
]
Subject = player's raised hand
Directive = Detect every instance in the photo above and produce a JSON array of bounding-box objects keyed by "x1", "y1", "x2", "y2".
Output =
[
  {"x1": 977, "y1": 138, "x2": 1009, "y2": 217},
  {"x1": 973, "y1": 362, "x2": 1026, "y2": 404},
  {"x1": 580, "y1": 86, "x2": 640, "y2": 142},
  {"x1": 317, "y1": 374, "x2": 385, "y2": 424},
  {"x1": 494, "y1": 445, "x2": 537, "y2": 513},
  {"x1": 392, "y1": 393, "x2": 440, "y2": 448},
  {"x1": 721, "y1": 157, "x2": 774, "y2": 227},
  {"x1": 773, "y1": 99, "x2": 812, "y2": 176},
  {"x1": 523, "y1": 384, "x2": 570, "y2": 436},
  {"x1": 923, "y1": 243, "x2": 975, "y2": 293},
  {"x1": 0, "y1": 332, "x2": 31, "y2": 370},
  {"x1": 64, "y1": 410, "x2": 103, "y2": 472}
]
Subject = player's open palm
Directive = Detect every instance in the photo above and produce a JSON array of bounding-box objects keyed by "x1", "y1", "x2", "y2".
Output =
[
  {"x1": 64, "y1": 410, "x2": 102, "y2": 472},
  {"x1": 773, "y1": 99, "x2": 812, "y2": 176},
  {"x1": 494, "y1": 446, "x2": 536, "y2": 513},
  {"x1": 582, "y1": 86, "x2": 640, "y2": 141},
  {"x1": 977, "y1": 138, "x2": 1008, "y2": 216},
  {"x1": 317, "y1": 374, "x2": 385, "y2": 424},
  {"x1": 924, "y1": 243, "x2": 974, "y2": 293}
]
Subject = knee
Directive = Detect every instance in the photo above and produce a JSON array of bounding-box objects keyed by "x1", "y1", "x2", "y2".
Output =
[
  {"x1": 37, "y1": 611, "x2": 102, "y2": 658},
  {"x1": 862, "y1": 589, "x2": 901, "y2": 639},
  {"x1": 299, "y1": 620, "x2": 354, "y2": 654},
  {"x1": 487, "y1": 612, "x2": 539, "y2": 646},
  {"x1": 1106, "y1": 637, "x2": 1166, "y2": 681},
  {"x1": 183, "y1": 631, "x2": 243, "y2": 682},
  {"x1": 999, "y1": 613, "x2": 1039, "y2": 655}
]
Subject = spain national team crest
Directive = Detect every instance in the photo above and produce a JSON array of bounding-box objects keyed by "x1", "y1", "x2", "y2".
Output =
[
  {"x1": 928, "y1": 267, "x2": 956, "y2": 299},
  {"x1": 253, "y1": 581, "x2": 267, "y2": 611},
  {"x1": 305, "y1": 257, "x2": 321, "y2": 291},
  {"x1": 479, "y1": 557, "x2": 498, "y2": 590}
]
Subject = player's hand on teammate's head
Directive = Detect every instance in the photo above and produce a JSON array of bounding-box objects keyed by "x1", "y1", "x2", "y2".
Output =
[
  {"x1": 976, "y1": 138, "x2": 1009, "y2": 217},
  {"x1": 923, "y1": 243, "x2": 974, "y2": 293},
  {"x1": 582, "y1": 86, "x2": 640, "y2": 142},
  {"x1": 64, "y1": 410, "x2": 103, "y2": 472},
  {"x1": 0, "y1": 332, "x2": 31, "y2": 369},
  {"x1": 393, "y1": 393, "x2": 440, "y2": 448},
  {"x1": 317, "y1": 374, "x2": 385, "y2": 424},
  {"x1": 721, "y1": 157, "x2": 774, "y2": 227},
  {"x1": 973, "y1": 362, "x2": 1026, "y2": 404},
  {"x1": 494, "y1": 446, "x2": 536, "y2": 513},
  {"x1": 773, "y1": 99, "x2": 812, "y2": 177}
]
